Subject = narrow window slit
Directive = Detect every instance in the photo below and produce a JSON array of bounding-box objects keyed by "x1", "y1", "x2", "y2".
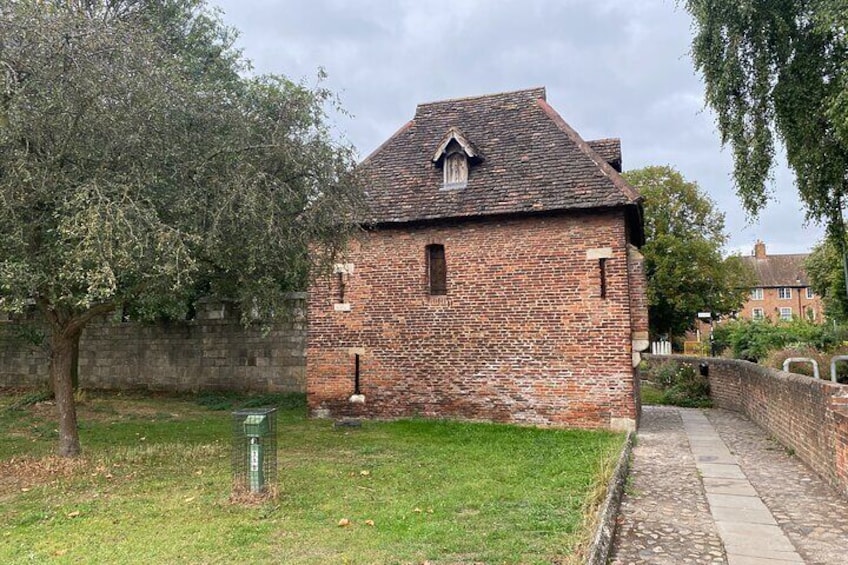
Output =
[
  {"x1": 354, "y1": 354, "x2": 361, "y2": 395},
  {"x1": 337, "y1": 271, "x2": 346, "y2": 303},
  {"x1": 427, "y1": 244, "x2": 447, "y2": 295},
  {"x1": 599, "y1": 258, "x2": 607, "y2": 299}
]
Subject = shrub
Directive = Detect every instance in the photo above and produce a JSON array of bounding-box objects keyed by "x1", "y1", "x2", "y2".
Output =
[
  {"x1": 641, "y1": 360, "x2": 712, "y2": 407},
  {"x1": 712, "y1": 318, "x2": 842, "y2": 362},
  {"x1": 764, "y1": 345, "x2": 848, "y2": 384}
]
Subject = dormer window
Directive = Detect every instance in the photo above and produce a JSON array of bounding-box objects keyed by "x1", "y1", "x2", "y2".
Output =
[
  {"x1": 444, "y1": 143, "x2": 469, "y2": 189},
  {"x1": 432, "y1": 127, "x2": 483, "y2": 190}
]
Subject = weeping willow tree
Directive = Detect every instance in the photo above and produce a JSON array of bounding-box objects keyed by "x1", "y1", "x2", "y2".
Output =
[
  {"x1": 685, "y1": 0, "x2": 848, "y2": 291},
  {"x1": 0, "y1": 0, "x2": 362, "y2": 456}
]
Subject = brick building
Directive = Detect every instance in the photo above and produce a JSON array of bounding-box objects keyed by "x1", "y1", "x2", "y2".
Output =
[
  {"x1": 307, "y1": 88, "x2": 648, "y2": 431},
  {"x1": 738, "y1": 241, "x2": 822, "y2": 322}
]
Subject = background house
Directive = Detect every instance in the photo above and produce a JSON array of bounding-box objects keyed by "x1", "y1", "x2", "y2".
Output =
[
  {"x1": 306, "y1": 88, "x2": 648, "y2": 431},
  {"x1": 738, "y1": 241, "x2": 822, "y2": 322}
]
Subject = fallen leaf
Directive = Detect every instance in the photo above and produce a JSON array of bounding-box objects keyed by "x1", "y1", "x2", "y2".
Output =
[
  {"x1": 20, "y1": 488, "x2": 30, "y2": 492},
  {"x1": 359, "y1": 470, "x2": 370, "y2": 476},
  {"x1": 364, "y1": 519, "x2": 375, "y2": 526},
  {"x1": 184, "y1": 496, "x2": 195, "y2": 503},
  {"x1": 67, "y1": 511, "x2": 80, "y2": 518},
  {"x1": 54, "y1": 550, "x2": 67, "y2": 556},
  {"x1": 337, "y1": 518, "x2": 350, "y2": 527},
  {"x1": 413, "y1": 507, "x2": 422, "y2": 513}
]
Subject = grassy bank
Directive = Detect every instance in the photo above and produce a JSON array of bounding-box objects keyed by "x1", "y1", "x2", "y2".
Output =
[{"x1": 0, "y1": 390, "x2": 624, "y2": 564}]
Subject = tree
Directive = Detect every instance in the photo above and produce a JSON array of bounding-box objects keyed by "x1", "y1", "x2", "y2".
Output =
[
  {"x1": 805, "y1": 236, "x2": 848, "y2": 321},
  {"x1": 685, "y1": 0, "x2": 848, "y2": 296},
  {"x1": 624, "y1": 166, "x2": 754, "y2": 339},
  {"x1": 0, "y1": 1, "x2": 362, "y2": 456}
]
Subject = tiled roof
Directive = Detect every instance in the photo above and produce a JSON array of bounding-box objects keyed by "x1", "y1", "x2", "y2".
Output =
[
  {"x1": 587, "y1": 138, "x2": 622, "y2": 172},
  {"x1": 742, "y1": 254, "x2": 810, "y2": 287},
  {"x1": 359, "y1": 87, "x2": 640, "y2": 225}
]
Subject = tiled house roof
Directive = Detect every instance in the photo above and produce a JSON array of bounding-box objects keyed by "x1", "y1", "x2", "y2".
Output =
[
  {"x1": 587, "y1": 138, "x2": 622, "y2": 172},
  {"x1": 359, "y1": 87, "x2": 641, "y2": 225},
  {"x1": 742, "y1": 254, "x2": 810, "y2": 287}
]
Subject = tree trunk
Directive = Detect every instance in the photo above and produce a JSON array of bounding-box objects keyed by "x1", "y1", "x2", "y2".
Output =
[{"x1": 50, "y1": 328, "x2": 82, "y2": 457}]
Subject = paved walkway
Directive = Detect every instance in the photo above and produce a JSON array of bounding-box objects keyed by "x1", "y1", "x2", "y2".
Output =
[{"x1": 610, "y1": 406, "x2": 848, "y2": 564}]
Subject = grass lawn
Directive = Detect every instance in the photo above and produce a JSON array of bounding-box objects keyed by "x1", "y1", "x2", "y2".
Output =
[{"x1": 0, "y1": 390, "x2": 625, "y2": 564}]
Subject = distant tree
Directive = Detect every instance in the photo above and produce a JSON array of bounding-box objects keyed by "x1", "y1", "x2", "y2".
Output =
[
  {"x1": 624, "y1": 166, "x2": 755, "y2": 339},
  {"x1": 685, "y1": 0, "x2": 848, "y2": 296},
  {"x1": 806, "y1": 236, "x2": 848, "y2": 322},
  {"x1": 0, "y1": 0, "x2": 362, "y2": 456}
]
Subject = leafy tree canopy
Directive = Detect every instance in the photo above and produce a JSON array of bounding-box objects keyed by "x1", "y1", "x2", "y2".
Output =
[
  {"x1": 805, "y1": 235, "x2": 848, "y2": 321},
  {"x1": 0, "y1": 0, "x2": 362, "y2": 455},
  {"x1": 624, "y1": 166, "x2": 755, "y2": 338},
  {"x1": 684, "y1": 0, "x2": 848, "y2": 239}
]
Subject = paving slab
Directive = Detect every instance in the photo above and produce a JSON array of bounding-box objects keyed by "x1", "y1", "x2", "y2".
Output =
[
  {"x1": 709, "y1": 504, "x2": 776, "y2": 526},
  {"x1": 702, "y1": 478, "x2": 758, "y2": 497}
]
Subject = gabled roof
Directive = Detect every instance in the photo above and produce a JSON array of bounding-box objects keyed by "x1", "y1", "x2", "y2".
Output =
[
  {"x1": 742, "y1": 254, "x2": 810, "y2": 287},
  {"x1": 358, "y1": 87, "x2": 641, "y2": 225},
  {"x1": 431, "y1": 127, "x2": 482, "y2": 163}
]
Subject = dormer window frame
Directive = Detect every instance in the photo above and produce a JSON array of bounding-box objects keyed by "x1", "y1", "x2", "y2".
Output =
[{"x1": 432, "y1": 127, "x2": 482, "y2": 191}]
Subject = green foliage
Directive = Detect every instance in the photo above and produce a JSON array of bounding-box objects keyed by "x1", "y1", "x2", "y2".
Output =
[
  {"x1": 194, "y1": 391, "x2": 306, "y2": 411},
  {"x1": 806, "y1": 236, "x2": 848, "y2": 322},
  {"x1": 3, "y1": 389, "x2": 53, "y2": 412},
  {"x1": 712, "y1": 318, "x2": 843, "y2": 362},
  {"x1": 0, "y1": 1, "x2": 362, "y2": 321},
  {"x1": 685, "y1": 0, "x2": 848, "y2": 237},
  {"x1": 763, "y1": 345, "x2": 848, "y2": 383},
  {"x1": 624, "y1": 166, "x2": 755, "y2": 338},
  {"x1": 0, "y1": 1, "x2": 362, "y2": 454},
  {"x1": 641, "y1": 361, "x2": 712, "y2": 407}
]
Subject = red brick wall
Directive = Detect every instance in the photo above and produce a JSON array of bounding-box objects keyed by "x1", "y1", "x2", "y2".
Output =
[
  {"x1": 646, "y1": 354, "x2": 848, "y2": 498},
  {"x1": 307, "y1": 211, "x2": 640, "y2": 430}
]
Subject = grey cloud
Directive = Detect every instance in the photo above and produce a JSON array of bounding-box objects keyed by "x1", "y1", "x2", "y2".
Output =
[{"x1": 212, "y1": 0, "x2": 825, "y2": 253}]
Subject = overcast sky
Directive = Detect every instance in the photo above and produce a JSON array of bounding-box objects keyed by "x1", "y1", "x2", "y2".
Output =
[{"x1": 212, "y1": 0, "x2": 824, "y2": 256}]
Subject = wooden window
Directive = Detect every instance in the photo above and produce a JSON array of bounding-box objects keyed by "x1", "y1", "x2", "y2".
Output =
[
  {"x1": 806, "y1": 287, "x2": 814, "y2": 299},
  {"x1": 751, "y1": 288, "x2": 763, "y2": 300},
  {"x1": 752, "y1": 307, "x2": 764, "y2": 320},
  {"x1": 427, "y1": 244, "x2": 447, "y2": 295},
  {"x1": 779, "y1": 307, "x2": 792, "y2": 321},
  {"x1": 778, "y1": 287, "x2": 792, "y2": 300},
  {"x1": 443, "y1": 152, "x2": 468, "y2": 189}
]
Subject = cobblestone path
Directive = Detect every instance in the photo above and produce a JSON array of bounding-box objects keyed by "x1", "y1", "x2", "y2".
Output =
[{"x1": 610, "y1": 406, "x2": 848, "y2": 565}]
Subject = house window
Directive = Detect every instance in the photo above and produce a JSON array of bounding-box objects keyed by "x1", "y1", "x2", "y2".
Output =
[
  {"x1": 778, "y1": 287, "x2": 792, "y2": 300},
  {"x1": 779, "y1": 307, "x2": 792, "y2": 321},
  {"x1": 752, "y1": 307, "x2": 764, "y2": 320},
  {"x1": 751, "y1": 288, "x2": 763, "y2": 300},
  {"x1": 427, "y1": 244, "x2": 447, "y2": 295},
  {"x1": 806, "y1": 287, "x2": 814, "y2": 299}
]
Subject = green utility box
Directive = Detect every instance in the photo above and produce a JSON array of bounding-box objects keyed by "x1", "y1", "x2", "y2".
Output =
[
  {"x1": 232, "y1": 408, "x2": 277, "y2": 495},
  {"x1": 243, "y1": 414, "x2": 270, "y2": 437}
]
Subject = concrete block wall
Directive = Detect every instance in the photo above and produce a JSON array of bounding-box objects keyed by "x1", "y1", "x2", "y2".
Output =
[
  {"x1": 645, "y1": 354, "x2": 848, "y2": 498},
  {"x1": 0, "y1": 297, "x2": 306, "y2": 393}
]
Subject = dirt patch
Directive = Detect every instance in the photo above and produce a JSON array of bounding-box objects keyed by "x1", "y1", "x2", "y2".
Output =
[{"x1": 0, "y1": 455, "x2": 89, "y2": 495}]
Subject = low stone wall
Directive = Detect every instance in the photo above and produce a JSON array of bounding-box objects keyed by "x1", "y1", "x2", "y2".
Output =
[
  {"x1": 644, "y1": 354, "x2": 848, "y2": 498},
  {"x1": 0, "y1": 297, "x2": 306, "y2": 393}
]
